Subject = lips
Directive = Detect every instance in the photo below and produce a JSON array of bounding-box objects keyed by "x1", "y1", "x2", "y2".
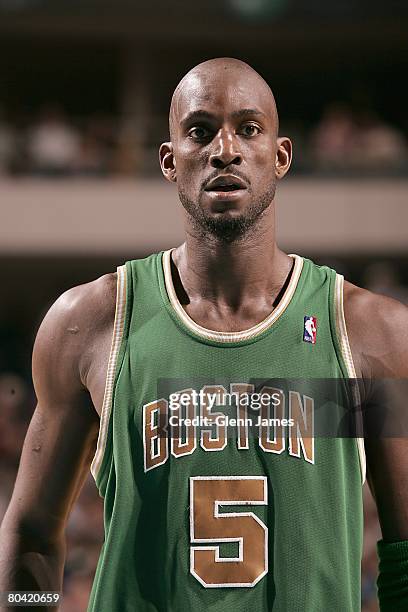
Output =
[{"x1": 204, "y1": 175, "x2": 247, "y2": 192}]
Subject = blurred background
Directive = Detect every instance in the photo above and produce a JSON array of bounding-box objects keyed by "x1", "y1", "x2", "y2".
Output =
[{"x1": 0, "y1": 0, "x2": 407, "y2": 610}]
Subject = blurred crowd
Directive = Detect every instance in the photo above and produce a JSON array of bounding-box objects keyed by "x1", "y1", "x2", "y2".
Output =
[
  {"x1": 306, "y1": 103, "x2": 408, "y2": 175},
  {"x1": 0, "y1": 103, "x2": 407, "y2": 178},
  {"x1": 1, "y1": 263, "x2": 407, "y2": 611},
  {"x1": 0, "y1": 106, "x2": 121, "y2": 178}
]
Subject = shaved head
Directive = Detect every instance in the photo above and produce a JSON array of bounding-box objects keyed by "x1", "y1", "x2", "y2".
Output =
[
  {"x1": 169, "y1": 58, "x2": 279, "y2": 140},
  {"x1": 160, "y1": 57, "x2": 291, "y2": 243}
]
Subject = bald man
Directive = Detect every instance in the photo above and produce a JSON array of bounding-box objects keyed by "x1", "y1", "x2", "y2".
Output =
[{"x1": 1, "y1": 58, "x2": 408, "y2": 612}]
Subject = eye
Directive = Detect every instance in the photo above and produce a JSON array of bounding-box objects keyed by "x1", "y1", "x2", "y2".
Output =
[
  {"x1": 240, "y1": 123, "x2": 261, "y2": 137},
  {"x1": 188, "y1": 126, "x2": 212, "y2": 141}
]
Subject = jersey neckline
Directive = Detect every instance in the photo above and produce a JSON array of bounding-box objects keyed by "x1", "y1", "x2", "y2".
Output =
[{"x1": 159, "y1": 249, "x2": 304, "y2": 344}]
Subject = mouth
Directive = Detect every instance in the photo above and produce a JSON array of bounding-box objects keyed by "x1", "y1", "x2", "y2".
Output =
[
  {"x1": 208, "y1": 185, "x2": 241, "y2": 192},
  {"x1": 204, "y1": 174, "x2": 247, "y2": 192}
]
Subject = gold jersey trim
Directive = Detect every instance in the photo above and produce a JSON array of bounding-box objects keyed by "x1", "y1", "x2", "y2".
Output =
[
  {"x1": 162, "y1": 249, "x2": 304, "y2": 343},
  {"x1": 91, "y1": 265, "x2": 127, "y2": 482},
  {"x1": 335, "y1": 273, "x2": 366, "y2": 484}
]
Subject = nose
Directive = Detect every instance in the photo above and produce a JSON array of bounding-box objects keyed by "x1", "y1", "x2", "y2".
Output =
[{"x1": 209, "y1": 128, "x2": 242, "y2": 169}]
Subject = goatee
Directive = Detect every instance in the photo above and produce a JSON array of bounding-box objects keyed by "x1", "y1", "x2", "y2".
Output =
[{"x1": 179, "y1": 183, "x2": 276, "y2": 243}]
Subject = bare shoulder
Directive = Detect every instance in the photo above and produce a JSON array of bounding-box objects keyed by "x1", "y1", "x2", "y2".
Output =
[
  {"x1": 343, "y1": 280, "x2": 408, "y2": 378},
  {"x1": 33, "y1": 272, "x2": 118, "y2": 392},
  {"x1": 35, "y1": 271, "x2": 117, "y2": 343}
]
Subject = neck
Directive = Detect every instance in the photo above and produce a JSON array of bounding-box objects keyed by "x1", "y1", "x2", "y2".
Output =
[{"x1": 172, "y1": 206, "x2": 292, "y2": 308}]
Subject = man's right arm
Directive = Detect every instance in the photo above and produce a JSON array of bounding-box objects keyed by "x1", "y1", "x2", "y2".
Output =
[{"x1": 0, "y1": 278, "x2": 113, "y2": 610}]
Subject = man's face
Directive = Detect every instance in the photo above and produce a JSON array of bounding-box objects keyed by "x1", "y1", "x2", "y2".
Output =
[{"x1": 161, "y1": 65, "x2": 288, "y2": 241}]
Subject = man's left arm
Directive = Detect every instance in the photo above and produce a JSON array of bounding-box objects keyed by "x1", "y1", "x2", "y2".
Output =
[{"x1": 344, "y1": 282, "x2": 408, "y2": 610}]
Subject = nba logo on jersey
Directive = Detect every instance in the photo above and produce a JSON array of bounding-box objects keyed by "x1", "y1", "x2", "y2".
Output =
[{"x1": 303, "y1": 316, "x2": 317, "y2": 344}]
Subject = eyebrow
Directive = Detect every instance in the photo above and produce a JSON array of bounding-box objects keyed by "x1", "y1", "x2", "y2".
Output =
[
  {"x1": 180, "y1": 108, "x2": 267, "y2": 126},
  {"x1": 231, "y1": 108, "x2": 268, "y2": 120}
]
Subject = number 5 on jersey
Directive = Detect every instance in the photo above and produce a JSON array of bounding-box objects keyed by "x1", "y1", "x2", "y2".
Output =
[{"x1": 190, "y1": 476, "x2": 268, "y2": 588}]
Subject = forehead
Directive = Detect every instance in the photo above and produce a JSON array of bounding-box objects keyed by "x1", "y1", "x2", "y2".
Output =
[{"x1": 174, "y1": 68, "x2": 276, "y2": 124}]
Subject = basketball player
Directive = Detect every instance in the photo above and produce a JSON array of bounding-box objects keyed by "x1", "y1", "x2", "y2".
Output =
[{"x1": 1, "y1": 58, "x2": 407, "y2": 611}]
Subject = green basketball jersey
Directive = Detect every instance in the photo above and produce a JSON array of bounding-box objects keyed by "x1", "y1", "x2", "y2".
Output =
[{"x1": 88, "y1": 250, "x2": 365, "y2": 612}]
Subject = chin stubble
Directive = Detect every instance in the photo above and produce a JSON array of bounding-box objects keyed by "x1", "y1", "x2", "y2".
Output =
[{"x1": 178, "y1": 183, "x2": 276, "y2": 243}]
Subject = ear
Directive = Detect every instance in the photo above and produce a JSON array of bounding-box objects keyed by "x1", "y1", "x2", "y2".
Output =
[
  {"x1": 275, "y1": 137, "x2": 292, "y2": 180},
  {"x1": 159, "y1": 141, "x2": 177, "y2": 183}
]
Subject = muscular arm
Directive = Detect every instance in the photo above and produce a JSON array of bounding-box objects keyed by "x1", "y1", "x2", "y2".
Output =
[
  {"x1": 345, "y1": 283, "x2": 408, "y2": 541},
  {"x1": 0, "y1": 274, "x2": 116, "y2": 610},
  {"x1": 345, "y1": 283, "x2": 408, "y2": 610}
]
